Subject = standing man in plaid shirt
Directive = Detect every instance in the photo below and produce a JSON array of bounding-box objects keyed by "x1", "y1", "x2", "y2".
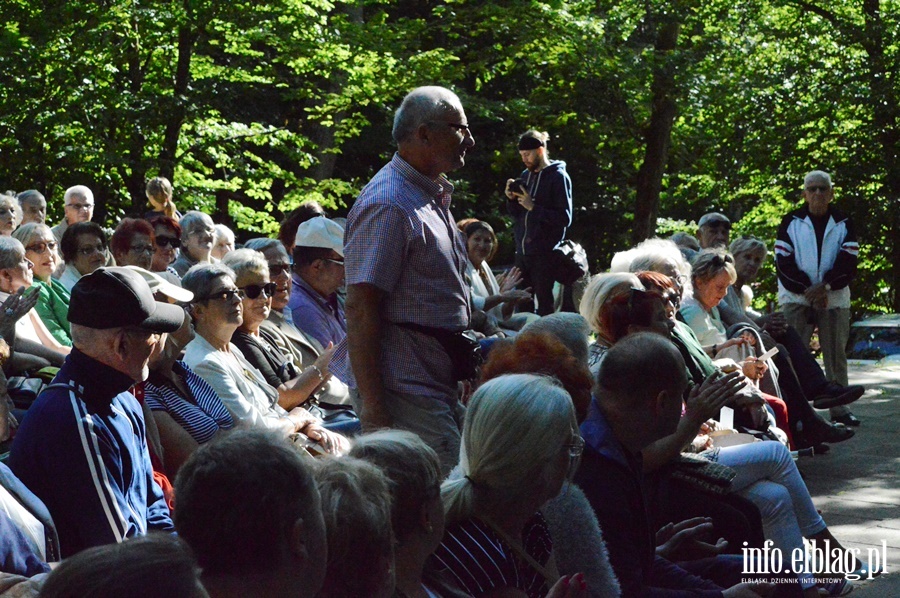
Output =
[{"x1": 331, "y1": 86, "x2": 474, "y2": 473}]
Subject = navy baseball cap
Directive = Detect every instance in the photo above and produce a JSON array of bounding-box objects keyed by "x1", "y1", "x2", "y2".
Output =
[{"x1": 68, "y1": 267, "x2": 185, "y2": 333}]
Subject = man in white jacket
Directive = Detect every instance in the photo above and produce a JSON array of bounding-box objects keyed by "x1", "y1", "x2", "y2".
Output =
[{"x1": 775, "y1": 170, "x2": 860, "y2": 426}]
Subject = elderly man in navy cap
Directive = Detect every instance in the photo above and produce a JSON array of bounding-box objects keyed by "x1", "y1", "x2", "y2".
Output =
[
  {"x1": 10, "y1": 267, "x2": 184, "y2": 557},
  {"x1": 288, "y1": 217, "x2": 347, "y2": 349}
]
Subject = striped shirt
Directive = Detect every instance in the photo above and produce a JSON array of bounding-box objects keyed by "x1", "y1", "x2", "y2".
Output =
[
  {"x1": 331, "y1": 153, "x2": 471, "y2": 401},
  {"x1": 142, "y1": 361, "x2": 234, "y2": 445},
  {"x1": 430, "y1": 513, "x2": 552, "y2": 598}
]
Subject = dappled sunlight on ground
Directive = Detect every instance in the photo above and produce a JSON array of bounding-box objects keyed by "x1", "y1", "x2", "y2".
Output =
[{"x1": 801, "y1": 363, "x2": 900, "y2": 594}]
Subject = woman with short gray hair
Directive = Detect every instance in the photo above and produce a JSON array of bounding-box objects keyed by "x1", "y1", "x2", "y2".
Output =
[
  {"x1": 171, "y1": 211, "x2": 216, "y2": 277},
  {"x1": 350, "y1": 431, "x2": 464, "y2": 598},
  {"x1": 181, "y1": 262, "x2": 347, "y2": 454},
  {"x1": 223, "y1": 249, "x2": 338, "y2": 423}
]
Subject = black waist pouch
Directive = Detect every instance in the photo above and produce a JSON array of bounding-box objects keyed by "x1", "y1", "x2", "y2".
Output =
[{"x1": 394, "y1": 322, "x2": 484, "y2": 382}]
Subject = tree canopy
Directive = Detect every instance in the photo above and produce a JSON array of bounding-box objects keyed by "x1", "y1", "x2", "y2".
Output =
[{"x1": 1, "y1": 0, "x2": 897, "y2": 314}]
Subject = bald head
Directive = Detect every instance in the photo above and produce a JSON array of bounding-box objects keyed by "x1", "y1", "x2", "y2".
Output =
[{"x1": 596, "y1": 332, "x2": 688, "y2": 452}]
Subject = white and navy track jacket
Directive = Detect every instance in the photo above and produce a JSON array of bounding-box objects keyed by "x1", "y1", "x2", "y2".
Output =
[
  {"x1": 9, "y1": 348, "x2": 173, "y2": 557},
  {"x1": 775, "y1": 205, "x2": 858, "y2": 309}
]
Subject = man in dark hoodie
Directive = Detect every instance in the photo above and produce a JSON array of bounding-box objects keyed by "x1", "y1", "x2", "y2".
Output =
[{"x1": 505, "y1": 130, "x2": 573, "y2": 316}]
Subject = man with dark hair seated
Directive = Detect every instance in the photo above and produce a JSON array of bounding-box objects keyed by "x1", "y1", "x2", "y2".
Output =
[
  {"x1": 174, "y1": 429, "x2": 326, "y2": 598},
  {"x1": 576, "y1": 333, "x2": 799, "y2": 597}
]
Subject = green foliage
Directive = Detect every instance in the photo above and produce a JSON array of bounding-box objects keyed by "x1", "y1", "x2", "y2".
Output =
[{"x1": 0, "y1": 0, "x2": 898, "y2": 313}]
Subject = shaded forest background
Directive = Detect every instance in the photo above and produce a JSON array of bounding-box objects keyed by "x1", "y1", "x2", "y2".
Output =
[{"x1": 1, "y1": 0, "x2": 898, "y2": 315}]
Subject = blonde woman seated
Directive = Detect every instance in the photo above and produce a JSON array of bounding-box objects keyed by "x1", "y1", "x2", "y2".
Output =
[
  {"x1": 181, "y1": 262, "x2": 346, "y2": 454},
  {"x1": 679, "y1": 249, "x2": 757, "y2": 359},
  {"x1": 430, "y1": 373, "x2": 588, "y2": 597}
]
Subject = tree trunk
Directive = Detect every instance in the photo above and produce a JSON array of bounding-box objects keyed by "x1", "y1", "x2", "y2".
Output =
[
  {"x1": 861, "y1": 0, "x2": 900, "y2": 310},
  {"x1": 123, "y1": 7, "x2": 148, "y2": 215},
  {"x1": 158, "y1": 0, "x2": 197, "y2": 194},
  {"x1": 631, "y1": 19, "x2": 680, "y2": 244}
]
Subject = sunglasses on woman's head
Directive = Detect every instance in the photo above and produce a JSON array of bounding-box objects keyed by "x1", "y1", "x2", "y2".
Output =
[
  {"x1": 241, "y1": 282, "x2": 277, "y2": 300},
  {"x1": 155, "y1": 236, "x2": 181, "y2": 249}
]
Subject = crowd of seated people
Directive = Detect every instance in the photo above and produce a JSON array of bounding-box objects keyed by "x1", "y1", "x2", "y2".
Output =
[{"x1": 0, "y1": 165, "x2": 878, "y2": 598}]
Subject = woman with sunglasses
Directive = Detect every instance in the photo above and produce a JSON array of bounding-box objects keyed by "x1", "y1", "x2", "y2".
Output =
[
  {"x1": 147, "y1": 216, "x2": 183, "y2": 285},
  {"x1": 13, "y1": 223, "x2": 71, "y2": 346},
  {"x1": 181, "y1": 262, "x2": 347, "y2": 455},
  {"x1": 223, "y1": 249, "x2": 334, "y2": 399}
]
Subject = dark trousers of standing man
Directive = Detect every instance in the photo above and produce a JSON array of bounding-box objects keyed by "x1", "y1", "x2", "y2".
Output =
[{"x1": 516, "y1": 252, "x2": 574, "y2": 316}]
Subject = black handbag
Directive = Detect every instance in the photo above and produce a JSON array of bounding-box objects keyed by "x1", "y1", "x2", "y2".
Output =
[{"x1": 552, "y1": 240, "x2": 589, "y2": 285}]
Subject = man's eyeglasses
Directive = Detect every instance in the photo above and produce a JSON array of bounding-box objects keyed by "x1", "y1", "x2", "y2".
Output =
[
  {"x1": 268, "y1": 263, "x2": 292, "y2": 277},
  {"x1": 77, "y1": 244, "x2": 106, "y2": 256},
  {"x1": 201, "y1": 288, "x2": 244, "y2": 302},
  {"x1": 323, "y1": 258, "x2": 344, "y2": 266},
  {"x1": 430, "y1": 121, "x2": 471, "y2": 135},
  {"x1": 66, "y1": 203, "x2": 94, "y2": 211},
  {"x1": 241, "y1": 282, "x2": 277, "y2": 300},
  {"x1": 155, "y1": 236, "x2": 181, "y2": 249},
  {"x1": 806, "y1": 185, "x2": 830, "y2": 193},
  {"x1": 25, "y1": 241, "x2": 57, "y2": 254}
]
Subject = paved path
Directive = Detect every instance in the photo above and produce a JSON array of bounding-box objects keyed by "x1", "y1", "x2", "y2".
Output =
[{"x1": 801, "y1": 361, "x2": 900, "y2": 596}]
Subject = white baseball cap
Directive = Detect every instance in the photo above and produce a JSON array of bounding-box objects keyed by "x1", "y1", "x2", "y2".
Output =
[
  {"x1": 124, "y1": 266, "x2": 195, "y2": 303},
  {"x1": 294, "y1": 217, "x2": 344, "y2": 257}
]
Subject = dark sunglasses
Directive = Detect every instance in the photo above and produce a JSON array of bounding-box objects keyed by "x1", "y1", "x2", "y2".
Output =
[
  {"x1": 155, "y1": 235, "x2": 181, "y2": 249},
  {"x1": 241, "y1": 282, "x2": 277, "y2": 300},
  {"x1": 268, "y1": 263, "x2": 292, "y2": 277}
]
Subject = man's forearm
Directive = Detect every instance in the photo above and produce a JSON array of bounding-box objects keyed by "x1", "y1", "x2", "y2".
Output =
[{"x1": 346, "y1": 284, "x2": 387, "y2": 423}]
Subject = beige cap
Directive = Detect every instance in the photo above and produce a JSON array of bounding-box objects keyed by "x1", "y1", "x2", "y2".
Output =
[{"x1": 294, "y1": 217, "x2": 344, "y2": 257}]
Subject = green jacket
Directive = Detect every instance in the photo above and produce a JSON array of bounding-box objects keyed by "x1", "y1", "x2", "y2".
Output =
[{"x1": 34, "y1": 278, "x2": 72, "y2": 346}]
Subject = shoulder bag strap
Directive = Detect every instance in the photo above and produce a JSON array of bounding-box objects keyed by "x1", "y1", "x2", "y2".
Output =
[{"x1": 480, "y1": 515, "x2": 560, "y2": 586}]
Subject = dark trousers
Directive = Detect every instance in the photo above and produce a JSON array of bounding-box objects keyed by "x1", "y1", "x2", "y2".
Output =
[
  {"x1": 770, "y1": 326, "x2": 829, "y2": 398},
  {"x1": 516, "y1": 251, "x2": 575, "y2": 316},
  {"x1": 515, "y1": 252, "x2": 555, "y2": 316}
]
